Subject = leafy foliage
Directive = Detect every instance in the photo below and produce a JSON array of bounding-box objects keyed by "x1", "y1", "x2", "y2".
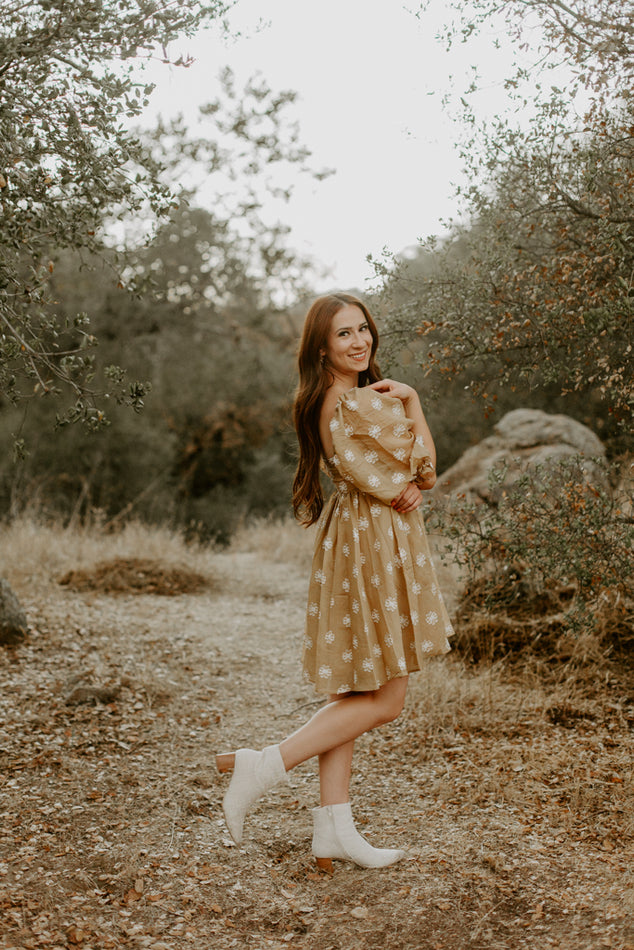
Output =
[
  {"x1": 388, "y1": 1, "x2": 634, "y2": 431},
  {"x1": 434, "y1": 456, "x2": 633, "y2": 635},
  {"x1": 0, "y1": 200, "x2": 305, "y2": 540},
  {"x1": 0, "y1": 0, "x2": 228, "y2": 426}
]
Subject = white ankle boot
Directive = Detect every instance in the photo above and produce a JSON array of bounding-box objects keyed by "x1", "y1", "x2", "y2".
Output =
[
  {"x1": 311, "y1": 802, "x2": 405, "y2": 870},
  {"x1": 219, "y1": 744, "x2": 288, "y2": 845}
]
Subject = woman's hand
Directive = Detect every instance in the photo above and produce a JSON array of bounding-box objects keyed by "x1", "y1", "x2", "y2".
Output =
[
  {"x1": 390, "y1": 482, "x2": 423, "y2": 513},
  {"x1": 369, "y1": 378, "x2": 418, "y2": 405}
]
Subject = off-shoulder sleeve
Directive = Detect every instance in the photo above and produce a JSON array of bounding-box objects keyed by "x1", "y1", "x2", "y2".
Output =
[{"x1": 329, "y1": 387, "x2": 435, "y2": 503}]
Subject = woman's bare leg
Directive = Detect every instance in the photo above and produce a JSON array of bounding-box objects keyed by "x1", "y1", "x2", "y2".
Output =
[
  {"x1": 218, "y1": 677, "x2": 408, "y2": 850},
  {"x1": 318, "y1": 739, "x2": 354, "y2": 805},
  {"x1": 279, "y1": 675, "x2": 408, "y2": 772}
]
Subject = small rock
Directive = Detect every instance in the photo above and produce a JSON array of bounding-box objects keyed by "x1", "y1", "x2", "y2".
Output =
[
  {"x1": 0, "y1": 577, "x2": 28, "y2": 645},
  {"x1": 65, "y1": 684, "x2": 121, "y2": 705},
  {"x1": 350, "y1": 906, "x2": 369, "y2": 919}
]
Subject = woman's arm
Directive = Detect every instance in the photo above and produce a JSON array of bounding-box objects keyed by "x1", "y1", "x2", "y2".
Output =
[{"x1": 369, "y1": 378, "x2": 437, "y2": 472}]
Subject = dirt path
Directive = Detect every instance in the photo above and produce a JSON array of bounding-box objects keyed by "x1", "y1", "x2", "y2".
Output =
[{"x1": 1, "y1": 524, "x2": 633, "y2": 950}]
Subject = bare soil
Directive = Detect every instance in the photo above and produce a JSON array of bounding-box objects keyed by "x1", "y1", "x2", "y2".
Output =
[{"x1": 1, "y1": 521, "x2": 633, "y2": 950}]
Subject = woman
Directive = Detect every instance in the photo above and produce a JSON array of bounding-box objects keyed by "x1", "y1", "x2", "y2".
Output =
[{"x1": 216, "y1": 293, "x2": 454, "y2": 870}]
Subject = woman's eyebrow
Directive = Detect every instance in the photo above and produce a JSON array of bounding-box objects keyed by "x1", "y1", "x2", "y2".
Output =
[{"x1": 337, "y1": 321, "x2": 368, "y2": 332}]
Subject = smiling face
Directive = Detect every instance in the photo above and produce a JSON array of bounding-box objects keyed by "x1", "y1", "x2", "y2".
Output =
[{"x1": 322, "y1": 304, "x2": 373, "y2": 384}]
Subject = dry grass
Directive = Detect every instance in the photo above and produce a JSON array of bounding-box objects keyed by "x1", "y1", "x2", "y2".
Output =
[
  {"x1": 0, "y1": 516, "x2": 217, "y2": 590},
  {"x1": 228, "y1": 514, "x2": 316, "y2": 571},
  {"x1": 1, "y1": 515, "x2": 633, "y2": 950}
]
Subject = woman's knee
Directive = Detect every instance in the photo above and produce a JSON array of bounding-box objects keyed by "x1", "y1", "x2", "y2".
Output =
[{"x1": 373, "y1": 677, "x2": 407, "y2": 725}]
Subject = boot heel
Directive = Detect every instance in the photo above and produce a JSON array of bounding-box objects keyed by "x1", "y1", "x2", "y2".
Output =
[
  {"x1": 315, "y1": 857, "x2": 334, "y2": 873},
  {"x1": 216, "y1": 752, "x2": 235, "y2": 773}
]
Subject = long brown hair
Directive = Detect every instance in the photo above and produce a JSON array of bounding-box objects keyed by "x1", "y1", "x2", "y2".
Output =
[{"x1": 292, "y1": 293, "x2": 382, "y2": 526}]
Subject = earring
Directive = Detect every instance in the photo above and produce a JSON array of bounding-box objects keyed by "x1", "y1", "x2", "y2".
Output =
[{"x1": 319, "y1": 352, "x2": 325, "y2": 367}]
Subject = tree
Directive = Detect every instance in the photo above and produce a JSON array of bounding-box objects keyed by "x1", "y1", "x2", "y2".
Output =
[
  {"x1": 385, "y1": 1, "x2": 634, "y2": 435},
  {"x1": 0, "y1": 0, "x2": 229, "y2": 428}
]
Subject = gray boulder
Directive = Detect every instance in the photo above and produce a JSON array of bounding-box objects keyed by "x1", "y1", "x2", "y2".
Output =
[
  {"x1": 432, "y1": 408, "x2": 607, "y2": 507},
  {"x1": 0, "y1": 578, "x2": 28, "y2": 645}
]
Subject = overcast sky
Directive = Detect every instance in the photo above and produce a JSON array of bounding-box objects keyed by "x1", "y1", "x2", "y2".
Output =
[{"x1": 141, "y1": 0, "x2": 518, "y2": 290}]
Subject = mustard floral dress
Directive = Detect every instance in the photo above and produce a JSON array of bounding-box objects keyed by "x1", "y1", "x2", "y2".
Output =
[{"x1": 302, "y1": 385, "x2": 454, "y2": 696}]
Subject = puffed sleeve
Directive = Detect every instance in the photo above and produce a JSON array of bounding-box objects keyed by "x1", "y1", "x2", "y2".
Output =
[{"x1": 329, "y1": 386, "x2": 435, "y2": 503}]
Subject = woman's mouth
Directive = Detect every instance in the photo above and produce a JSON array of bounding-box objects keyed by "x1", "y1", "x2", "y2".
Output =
[{"x1": 350, "y1": 351, "x2": 368, "y2": 362}]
